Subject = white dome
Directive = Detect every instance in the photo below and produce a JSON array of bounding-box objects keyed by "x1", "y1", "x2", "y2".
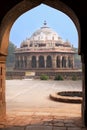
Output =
[
  {"x1": 30, "y1": 21, "x2": 60, "y2": 41},
  {"x1": 20, "y1": 21, "x2": 67, "y2": 49}
]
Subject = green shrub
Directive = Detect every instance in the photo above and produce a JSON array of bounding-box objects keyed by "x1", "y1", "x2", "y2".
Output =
[
  {"x1": 72, "y1": 75, "x2": 77, "y2": 80},
  {"x1": 40, "y1": 74, "x2": 49, "y2": 80},
  {"x1": 54, "y1": 75, "x2": 64, "y2": 80}
]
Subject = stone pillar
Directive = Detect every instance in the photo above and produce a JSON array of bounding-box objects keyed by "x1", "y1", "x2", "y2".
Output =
[
  {"x1": 23, "y1": 56, "x2": 27, "y2": 69},
  {"x1": 52, "y1": 55, "x2": 56, "y2": 69},
  {"x1": 72, "y1": 56, "x2": 74, "y2": 68},
  {"x1": 36, "y1": 56, "x2": 39, "y2": 68},
  {"x1": 0, "y1": 55, "x2": 6, "y2": 118},
  {"x1": 27, "y1": 56, "x2": 29, "y2": 69},
  {"x1": 44, "y1": 55, "x2": 47, "y2": 68},
  {"x1": 29, "y1": 56, "x2": 32, "y2": 69},
  {"x1": 81, "y1": 54, "x2": 87, "y2": 126},
  {"x1": 66, "y1": 56, "x2": 68, "y2": 68},
  {"x1": 19, "y1": 56, "x2": 21, "y2": 69},
  {"x1": 60, "y1": 56, "x2": 62, "y2": 68},
  {"x1": 80, "y1": 22, "x2": 87, "y2": 126},
  {"x1": 23, "y1": 56, "x2": 25, "y2": 68},
  {"x1": 27, "y1": 56, "x2": 31, "y2": 69}
]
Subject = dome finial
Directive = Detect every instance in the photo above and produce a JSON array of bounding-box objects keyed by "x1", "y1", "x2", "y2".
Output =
[{"x1": 44, "y1": 20, "x2": 47, "y2": 26}]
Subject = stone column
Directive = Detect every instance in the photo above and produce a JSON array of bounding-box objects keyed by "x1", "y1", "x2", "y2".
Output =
[
  {"x1": 81, "y1": 54, "x2": 87, "y2": 126},
  {"x1": 23, "y1": 56, "x2": 25, "y2": 68},
  {"x1": 72, "y1": 56, "x2": 74, "y2": 68},
  {"x1": 29, "y1": 56, "x2": 32, "y2": 69},
  {"x1": 23, "y1": 56, "x2": 27, "y2": 69},
  {"x1": 66, "y1": 56, "x2": 68, "y2": 68},
  {"x1": 60, "y1": 56, "x2": 62, "y2": 68},
  {"x1": 27, "y1": 56, "x2": 31, "y2": 69},
  {"x1": 19, "y1": 56, "x2": 21, "y2": 69},
  {"x1": 80, "y1": 22, "x2": 87, "y2": 126},
  {"x1": 0, "y1": 55, "x2": 6, "y2": 118},
  {"x1": 18, "y1": 56, "x2": 20, "y2": 69},
  {"x1": 44, "y1": 55, "x2": 47, "y2": 68},
  {"x1": 36, "y1": 56, "x2": 39, "y2": 68},
  {"x1": 52, "y1": 55, "x2": 56, "y2": 69}
]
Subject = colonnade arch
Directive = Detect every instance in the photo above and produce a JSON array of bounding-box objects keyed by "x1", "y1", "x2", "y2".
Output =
[
  {"x1": 15, "y1": 54, "x2": 74, "y2": 69},
  {"x1": 39, "y1": 56, "x2": 44, "y2": 68},
  {"x1": 24, "y1": 56, "x2": 27, "y2": 68},
  {"x1": 46, "y1": 55, "x2": 52, "y2": 68},
  {"x1": 56, "y1": 56, "x2": 60, "y2": 68},
  {"x1": 31, "y1": 56, "x2": 36, "y2": 68},
  {"x1": 62, "y1": 56, "x2": 66, "y2": 68}
]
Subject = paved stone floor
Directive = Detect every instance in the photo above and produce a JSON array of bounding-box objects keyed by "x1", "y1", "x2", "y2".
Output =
[
  {"x1": 6, "y1": 79, "x2": 82, "y2": 114},
  {"x1": 0, "y1": 114, "x2": 87, "y2": 130},
  {"x1": 0, "y1": 79, "x2": 87, "y2": 129}
]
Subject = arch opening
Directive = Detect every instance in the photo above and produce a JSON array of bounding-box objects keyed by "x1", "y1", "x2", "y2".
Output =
[{"x1": 0, "y1": 0, "x2": 83, "y2": 127}]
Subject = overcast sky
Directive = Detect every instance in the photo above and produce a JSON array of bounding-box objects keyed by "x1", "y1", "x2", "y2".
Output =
[{"x1": 9, "y1": 4, "x2": 78, "y2": 48}]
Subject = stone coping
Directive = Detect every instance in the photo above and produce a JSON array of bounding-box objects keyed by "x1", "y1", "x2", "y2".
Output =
[{"x1": 49, "y1": 91, "x2": 82, "y2": 104}]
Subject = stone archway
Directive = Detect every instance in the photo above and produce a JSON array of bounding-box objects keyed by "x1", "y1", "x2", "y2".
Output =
[{"x1": 0, "y1": 0, "x2": 81, "y2": 122}]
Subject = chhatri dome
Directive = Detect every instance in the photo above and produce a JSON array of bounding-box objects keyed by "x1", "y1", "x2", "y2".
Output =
[{"x1": 20, "y1": 21, "x2": 72, "y2": 50}]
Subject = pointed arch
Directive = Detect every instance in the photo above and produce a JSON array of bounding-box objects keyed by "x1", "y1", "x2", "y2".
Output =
[
  {"x1": 24, "y1": 56, "x2": 27, "y2": 68},
  {"x1": 20, "y1": 56, "x2": 23, "y2": 68},
  {"x1": 46, "y1": 55, "x2": 52, "y2": 68},
  {"x1": 39, "y1": 56, "x2": 44, "y2": 68},
  {"x1": 56, "y1": 56, "x2": 60, "y2": 68},
  {"x1": 31, "y1": 56, "x2": 36, "y2": 68},
  {"x1": 62, "y1": 56, "x2": 66, "y2": 68},
  {"x1": 68, "y1": 56, "x2": 72, "y2": 68}
]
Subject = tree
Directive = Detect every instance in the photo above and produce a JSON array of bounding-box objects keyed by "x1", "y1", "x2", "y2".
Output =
[
  {"x1": 73, "y1": 47, "x2": 82, "y2": 69},
  {"x1": 6, "y1": 41, "x2": 16, "y2": 70}
]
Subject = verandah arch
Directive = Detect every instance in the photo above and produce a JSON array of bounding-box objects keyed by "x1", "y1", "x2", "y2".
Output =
[
  {"x1": 62, "y1": 56, "x2": 66, "y2": 68},
  {"x1": 24, "y1": 56, "x2": 27, "y2": 68},
  {"x1": 46, "y1": 55, "x2": 52, "y2": 68},
  {"x1": 56, "y1": 56, "x2": 60, "y2": 68},
  {"x1": 31, "y1": 56, "x2": 36, "y2": 68},
  {"x1": 0, "y1": 0, "x2": 81, "y2": 122},
  {"x1": 39, "y1": 56, "x2": 45, "y2": 68}
]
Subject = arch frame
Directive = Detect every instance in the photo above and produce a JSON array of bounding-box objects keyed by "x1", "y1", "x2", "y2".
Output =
[{"x1": 0, "y1": 0, "x2": 83, "y2": 123}]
